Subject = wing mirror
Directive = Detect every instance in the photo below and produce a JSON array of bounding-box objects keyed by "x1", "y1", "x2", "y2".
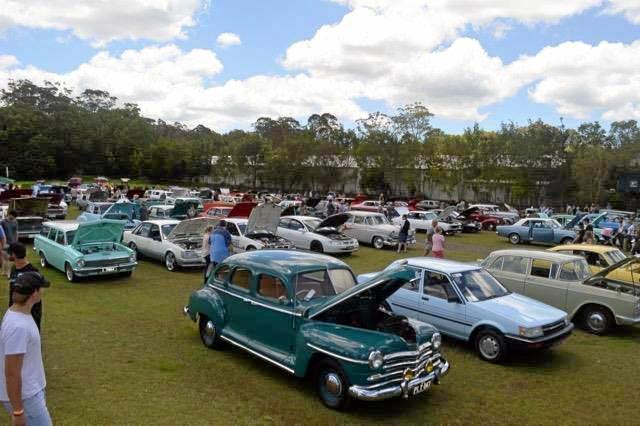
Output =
[{"x1": 278, "y1": 295, "x2": 292, "y2": 305}]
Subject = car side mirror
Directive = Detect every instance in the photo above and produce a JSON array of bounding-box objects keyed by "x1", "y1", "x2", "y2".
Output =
[{"x1": 278, "y1": 295, "x2": 292, "y2": 305}]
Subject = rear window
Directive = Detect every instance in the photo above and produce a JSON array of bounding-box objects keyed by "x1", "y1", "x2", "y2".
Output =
[{"x1": 530, "y1": 259, "x2": 559, "y2": 279}]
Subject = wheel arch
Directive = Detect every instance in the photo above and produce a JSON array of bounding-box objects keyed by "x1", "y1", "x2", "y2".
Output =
[
  {"x1": 188, "y1": 287, "x2": 227, "y2": 328},
  {"x1": 469, "y1": 321, "x2": 507, "y2": 343},
  {"x1": 571, "y1": 301, "x2": 616, "y2": 323}
]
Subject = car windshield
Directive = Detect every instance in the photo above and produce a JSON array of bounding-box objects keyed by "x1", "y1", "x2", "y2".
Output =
[
  {"x1": 237, "y1": 224, "x2": 247, "y2": 235},
  {"x1": 97, "y1": 204, "x2": 111, "y2": 213},
  {"x1": 161, "y1": 224, "x2": 176, "y2": 237},
  {"x1": 369, "y1": 215, "x2": 390, "y2": 225},
  {"x1": 303, "y1": 218, "x2": 322, "y2": 229},
  {"x1": 66, "y1": 231, "x2": 75, "y2": 243},
  {"x1": 604, "y1": 249, "x2": 626, "y2": 264},
  {"x1": 550, "y1": 220, "x2": 562, "y2": 228},
  {"x1": 294, "y1": 268, "x2": 356, "y2": 301},
  {"x1": 451, "y1": 269, "x2": 510, "y2": 302}
]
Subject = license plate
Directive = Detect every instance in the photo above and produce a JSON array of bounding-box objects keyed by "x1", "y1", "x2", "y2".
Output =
[
  {"x1": 412, "y1": 380, "x2": 432, "y2": 395},
  {"x1": 103, "y1": 267, "x2": 116, "y2": 272}
]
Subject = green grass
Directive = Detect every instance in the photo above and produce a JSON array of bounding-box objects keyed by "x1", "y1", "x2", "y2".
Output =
[{"x1": 9, "y1": 211, "x2": 640, "y2": 424}]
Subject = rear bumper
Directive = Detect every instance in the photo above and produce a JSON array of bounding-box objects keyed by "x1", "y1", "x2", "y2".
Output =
[
  {"x1": 349, "y1": 358, "x2": 449, "y2": 402},
  {"x1": 505, "y1": 323, "x2": 574, "y2": 350}
]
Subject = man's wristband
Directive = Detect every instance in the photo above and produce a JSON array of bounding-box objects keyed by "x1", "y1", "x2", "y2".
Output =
[{"x1": 12, "y1": 409, "x2": 24, "y2": 416}]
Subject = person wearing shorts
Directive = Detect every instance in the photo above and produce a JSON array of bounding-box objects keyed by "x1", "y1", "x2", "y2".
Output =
[
  {"x1": 424, "y1": 219, "x2": 438, "y2": 256},
  {"x1": 432, "y1": 226, "x2": 445, "y2": 258}
]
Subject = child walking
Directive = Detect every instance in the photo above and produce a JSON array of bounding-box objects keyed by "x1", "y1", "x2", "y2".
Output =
[{"x1": 432, "y1": 226, "x2": 445, "y2": 258}]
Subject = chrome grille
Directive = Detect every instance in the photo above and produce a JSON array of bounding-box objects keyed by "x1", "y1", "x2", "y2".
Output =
[
  {"x1": 365, "y1": 341, "x2": 439, "y2": 389},
  {"x1": 543, "y1": 319, "x2": 566, "y2": 336},
  {"x1": 84, "y1": 258, "x2": 129, "y2": 268}
]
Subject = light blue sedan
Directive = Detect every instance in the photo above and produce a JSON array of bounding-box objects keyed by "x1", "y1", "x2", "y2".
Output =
[
  {"x1": 358, "y1": 258, "x2": 573, "y2": 363},
  {"x1": 497, "y1": 218, "x2": 576, "y2": 245}
]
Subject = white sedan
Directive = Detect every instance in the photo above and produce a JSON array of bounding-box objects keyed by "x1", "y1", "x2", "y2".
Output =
[
  {"x1": 277, "y1": 214, "x2": 359, "y2": 254},
  {"x1": 223, "y1": 203, "x2": 294, "y2": 252},
  {"x1": 393, "y1": 209, "x2": 462, "y2": 234}
]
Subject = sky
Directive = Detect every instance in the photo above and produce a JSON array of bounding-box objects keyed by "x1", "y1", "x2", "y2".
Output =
[{"x1": 1, "y1": 0, "x2": 640, "y2": 134}]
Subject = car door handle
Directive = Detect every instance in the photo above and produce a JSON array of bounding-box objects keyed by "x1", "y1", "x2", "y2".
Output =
[{"x1": 422, "y1": 296, "x2": 429, "y2": 301}]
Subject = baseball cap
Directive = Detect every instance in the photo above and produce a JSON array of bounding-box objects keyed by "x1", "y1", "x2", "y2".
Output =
[{"x1": 13, "y1": 271, "x2": 51, "y2": 295}]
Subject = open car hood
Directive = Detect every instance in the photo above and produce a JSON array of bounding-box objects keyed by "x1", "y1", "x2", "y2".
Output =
[
  {"x1": 587, "y1": 256, "x2": 637, "y2": 282},
  {"x1": 167, "y1": 217, "x2": 218, "y2": 239},
  {"x1": 247, "y1": 203, "x2": 283, "y2": 234},
  {"x1": 316, "y1": 213, "x2": 350, "y2": 230},
  {"x1": 437, "y1": 206, "x2": 457, "y2": 221},
  {"x1": 72, "y1": 219, "x2": 125, "y2": 246},
  {"x1": 228, "y1": 202, "x2": 257, "y2": 218},
  {"x1": 459, "y1": 206, "x2": 480, "y2": 218},
  {"x1": 9, "y1": 198, "x2": 48, "y2": 217},
  {"x1": 307, "y1": 265, "x2": 416, "y2": 319}
]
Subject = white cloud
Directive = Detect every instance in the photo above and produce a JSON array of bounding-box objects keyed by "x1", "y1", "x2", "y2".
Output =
[
  {"x1": 216, "y1": 32, "x2": 241, "y2": 48},
  {"x1": 604, "y1": 0, "x2": 640, "y2": 24},
  {"x1": 0, "y1": 45, "x2": 365, "y2": 130},
  {"x1": 0, "y1": 0, "x2": 206, "y2": 45},
  {"x1": 512, "y1": 41, "x2": 640, "y2": 120}
]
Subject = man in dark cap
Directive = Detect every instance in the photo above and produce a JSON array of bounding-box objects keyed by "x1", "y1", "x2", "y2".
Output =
[
  {"x1": 0, "y1": 271, "x2": 51, "y2": 425},
  {"x1": 8, "y1": 243, "x2": 44, "y2": 331}
]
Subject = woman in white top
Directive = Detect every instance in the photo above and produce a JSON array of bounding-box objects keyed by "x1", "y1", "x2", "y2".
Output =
[{"x1": 202, "y1": 225, "x2": 213, "y2": 281}]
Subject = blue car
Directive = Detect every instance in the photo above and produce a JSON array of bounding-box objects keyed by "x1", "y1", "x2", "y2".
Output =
[
  {"x1": 497, "y1": 218, "x2": 575, "y2": 246},
  {"x1": 358, "y1": 258, "x2": 573, "y2": 363},
  {"x1": 78, "y1": 201, "x2": 141, "y2": 231}
]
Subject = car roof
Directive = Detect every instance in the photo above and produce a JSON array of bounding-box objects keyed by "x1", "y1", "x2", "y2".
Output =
[
  {"x1": 142, "y1": 219, "x2": 180, "y2": 226},
  {"x1": 347, "y1": 211, "x2": 383, "y2": 216},
  {"x1": 403, "y1": 257, "x2": 480, "y2": 274},
  {"x1": 549, "y1": 244, "x2": 618, "y2": 254},
  {"x1": 43, "y1": 220, "x2": 80, "y2": 231},
  {"x1": 489, "y1": 249, "x2": 583, "y2": 262},
  {"x1": 224, "y1": 250, "x2": 349, "y2": 277},
  {"x1": 282, "y1": 215, "x2": 319, "y2": 221}
]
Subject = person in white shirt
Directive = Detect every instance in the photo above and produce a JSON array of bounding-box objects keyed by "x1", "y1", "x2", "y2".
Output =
[{"x1": 0, "y1": 271, "x2": 51, "y2": 426}]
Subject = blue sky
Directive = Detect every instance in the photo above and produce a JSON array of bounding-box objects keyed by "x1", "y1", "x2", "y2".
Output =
[{"x1": 1, "y1": 1, "x2": 639, "y2": 133}]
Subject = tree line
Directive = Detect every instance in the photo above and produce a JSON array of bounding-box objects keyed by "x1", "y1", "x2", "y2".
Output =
[{"x1": 1, "y1": 80, "x2": 639, "y2": 206}]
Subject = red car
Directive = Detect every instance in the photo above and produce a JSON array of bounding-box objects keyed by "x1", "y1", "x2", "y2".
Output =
[
  {"x1": 350, "y1": 200, "x2": 382, "y2": 212},
  {"x1": 458, "y1": 206, "x2": 505, "y2": 230}
]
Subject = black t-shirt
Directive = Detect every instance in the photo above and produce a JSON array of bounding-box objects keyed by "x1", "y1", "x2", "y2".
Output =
[
  {"x1": 401, "y1": 219, "x2": 410, "y2": 234},
  {"x1": 9, "y1": 263, "x2": 39, "y2": 288}
]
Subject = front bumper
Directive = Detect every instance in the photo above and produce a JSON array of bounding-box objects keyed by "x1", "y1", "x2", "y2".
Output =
[
  {"x1": 615, "y1": 315, "x2": 640, "y2": 326},
  {"x1": 349, "y1": 358, "x2": 449, "y2": 402},
  {"x1": 177, "y1": 257, "x2": 207, "y2": 268},
  {"x1": 74, "y1": 262, "x2": 137, "y2": 277},
  {"x1": 385, "y1": 237, "x2": 417, "y2": 247},
  {"x1": 505, "y1": 323, "x2": 574, "y2": 350}
]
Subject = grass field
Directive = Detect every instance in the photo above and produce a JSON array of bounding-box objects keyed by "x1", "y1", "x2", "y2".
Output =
[{"x1": 5, "y1": 208, "x2": 639, "y2": 424}]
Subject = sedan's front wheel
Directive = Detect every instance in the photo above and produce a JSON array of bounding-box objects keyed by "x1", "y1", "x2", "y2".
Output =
[
  {"x1": 582, "y1": 306, "x2": 613, "y2": 335},
  {"x1": 65, "y1": 263, "x2": 77, "y2": 282},
  {"x1": 165, "y1": 252, "x2": 177, "y2": 272},
  {"x1": 316, "y1": 359, "x2": 351, "y2": 410},
  {"x1": 39, "y1": 252, "x2": 48, "y2": 268},
  {"x1": 372, "y1": 236, "x2": 385, "y2": 249},
  {"x1": 475, "y1": 329, "x2": 507, "y2": 363},
  {"x1": 509, "y1": 233, "x2": 521, "y2": 245}
]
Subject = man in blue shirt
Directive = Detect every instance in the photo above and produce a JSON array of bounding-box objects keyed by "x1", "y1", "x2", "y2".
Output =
[{"x1": 210, "y1": 221, "x2": 232, "y2": 266}]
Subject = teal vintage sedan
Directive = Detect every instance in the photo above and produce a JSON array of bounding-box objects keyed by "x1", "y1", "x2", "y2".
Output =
[
  {"x1": 184, "y1": 250, "x2": 449, "y2": 410},
  {"x1": 35, "y1": 220, "x2": 137, "y2": 282}
]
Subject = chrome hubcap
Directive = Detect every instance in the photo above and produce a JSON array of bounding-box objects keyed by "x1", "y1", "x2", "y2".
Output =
[
  {"x1": 510, "y1": 235, "x2": 518, "y2": 243},
  {"x1": 587, "y1": 312, "x2": 606, "y2": 331},
  {"x1": 166, "y1": 255, "x2": 174, "y2": 269},
  {"x1": 205, "y1": 321, "x2": 215, "y2": 337},
  {"x1": 40, "y1": 256, "x2": 46, "y2": 267},
  {"x1": 479, "y1": 336, "x2": 500, "y2": 359},
  {"x1": 66, "y1": 267, "x2": 73, "y2": 280},
  {"x1": 324, "y1": 373, "x2": 342, "y2": 396}
]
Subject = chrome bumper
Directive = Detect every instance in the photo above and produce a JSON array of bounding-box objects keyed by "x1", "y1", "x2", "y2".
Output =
[
  {"x1": 616, "y1": 315, "x2": 640, "y2": 325},
  {"x1": 348, "y1": 358, "x2": 449, "y2": 402}
]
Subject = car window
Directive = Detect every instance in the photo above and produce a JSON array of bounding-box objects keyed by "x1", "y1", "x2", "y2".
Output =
[
  {"x1": 47, "y1": 229, "x2": 57, "y2": 241},
  {"x1": 66, "y1": 231, "x2": 75, "y2": 243},
  {"x1": 294, "y1": 268, "x2": 356, "y2": 300},
  {"x1": 290, "y1": 220, "x2": 304, "y2": 231},
  {"x1": 40, "y1": 227, "x2": 50, "y2": 238},
  {"x1": 257, "y1": 274, "x2": 288, "y2": 301},
  {"x1": 501, "y1": 256, "x2": 529, "y2": 274},
  {"x1": 230, "y1": 268, "x2": 252, "y2": 292},
  {"x1": 227, "y1": 222, "x2": 239, "y2": 236},
  {"x1": 423, "y1": 271, "x2": 453, "y2": 300},
  {"x1": 404, "y1": 267, "x2": 422, "y2": 292},
  {"x1": 452, "y1": 270, "x2": 509, "y2": 302},
  {"x1": 559, "y1": 262, "x2": 581, "y2": 281},
  {"x1": 56, "y1": 230, "x2": 65, "y2": 245},
  {"x1": 149, "y1": 225, "x2": 161, "y2": 240},
  {"x1": 279, "y1": 218, "x2": 291, "y2": 228},
  {"x1": 137, "y1": 223, "x2": 152, "y2": 237},
  {"x1": 530, "y1": 259, "x2": 556, "y2": 279},
  {"x1": 354, "y1": 216, "x2": 365, "y2": 224},
  {"x1": 521, "y1": 220, "x2": 529, "y2": 227},
  {"x1": 213, "y1": 265, "x2": 230, "y2": 282},
  {"x1": 488, "y1": 256, "x2": 503, "y2": 270},
  {"x1": 161, "y1": 224, "x2": 176, "y2": 238}
]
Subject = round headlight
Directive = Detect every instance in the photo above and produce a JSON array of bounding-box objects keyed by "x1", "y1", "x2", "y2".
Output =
[
  {"x1": 77, "y1": 259, "x2": 85, "y2": 268},
  {"x1": 368, "y1": 350, "x2": 384, "y2": 369},
  {"x1": 431, "y1": 332, "x2": 442, "y2": 350},
  {"x1": 129, "y1": 253, "x2": 136, "y2": 262}
]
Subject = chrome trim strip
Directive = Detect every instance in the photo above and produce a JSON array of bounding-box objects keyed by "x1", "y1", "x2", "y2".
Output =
[
  {"x1": 615, "y1": 314, "x2": 640, "y2": 325},
  {"x1": 220, "y1": 335, "x2": 295, "y2": 374},
  {"x1": 211, "y1": 285, "x2": 302, "y2": 317},
  {"x1": 307, "y1": 343, "x2": 369, "y2": 365},
  {"x1": 383, "y1": 351, "x2": 433, "y2": 370},
  {"x1": 383, "y1": 342, "x2": 431, "y2": 360}
]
